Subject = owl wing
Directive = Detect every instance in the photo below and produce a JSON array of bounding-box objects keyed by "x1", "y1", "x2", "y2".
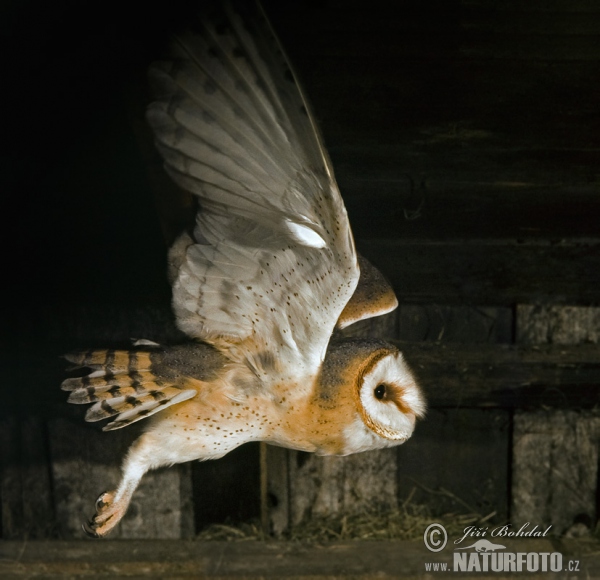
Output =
[
  {"x1": 146, "y1": 0, "x2": 392, "y2": 383},
  {"x1": 336, "y1": 254, "x2": 398, "y2": 330}
]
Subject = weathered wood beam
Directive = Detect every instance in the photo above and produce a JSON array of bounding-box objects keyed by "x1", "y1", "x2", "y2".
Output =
[
  {"x1": 397, "y1": 341, "x2": 600, "y2": 408},
  {"x1": 359, "y1": 240, "x2": 600, "y2": 306},
  {"x1": 342, "y1": 184, "x2": 600, "y2": 242},
  {"x1": 511, "y1": 304, "x2": 600, "y2": 536},
  {"x1": 512, "y1": 409, "x2": 600, "y2": 535},
  {"x1": 1, "y1": 539, "x2": 598, "y2": 579}
]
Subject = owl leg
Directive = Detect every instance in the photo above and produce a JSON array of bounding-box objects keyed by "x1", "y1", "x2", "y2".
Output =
[{"x1": 83, "y1": 432, "x2": 158, "y2": 538}]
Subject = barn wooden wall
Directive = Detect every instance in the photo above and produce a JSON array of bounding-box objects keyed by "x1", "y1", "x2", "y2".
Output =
[{"x1": 4, "y1": 0, "x2": 600, "y2": 539}]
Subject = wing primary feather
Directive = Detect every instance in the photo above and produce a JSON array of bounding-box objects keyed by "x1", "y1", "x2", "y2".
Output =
[
  {"x1": 170, "y1": 29, "x2": 291, "y2": 160},
  {"x1": 147, "y1": 94, "x2": 290, "y2": 186},
  {"x1": 145, "y1": 0, "x2": 366, "y2": 383},
  {"x1": 252, "y1": 0, "x2": 335, "y2": 180}
]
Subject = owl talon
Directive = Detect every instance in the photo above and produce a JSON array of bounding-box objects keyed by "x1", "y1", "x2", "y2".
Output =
[
  {"x1": 95, "y1": 490, "x2": 114, "y2": 513},
  {"x1": 82, "y1": 489, "x2": 122, "y2": 537},
  {"x1": 82, "y1": 520, "x2": 100, "y2": 538}
]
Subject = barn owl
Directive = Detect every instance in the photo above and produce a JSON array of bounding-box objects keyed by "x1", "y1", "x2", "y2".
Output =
[{"x1": 62, "y1": 0, "x2": 425, "y2": 537}]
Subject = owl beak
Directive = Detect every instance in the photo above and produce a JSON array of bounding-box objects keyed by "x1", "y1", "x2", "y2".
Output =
[{"x1": 392, "y1": 385, "x2": 426, "y2": 420}]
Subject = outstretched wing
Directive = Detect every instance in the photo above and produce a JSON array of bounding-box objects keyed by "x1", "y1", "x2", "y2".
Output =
[{"x1": 146, "y1": 1, "x2": 370, "y2": 383}]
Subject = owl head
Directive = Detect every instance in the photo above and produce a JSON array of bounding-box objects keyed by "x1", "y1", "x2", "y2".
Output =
[{"x1": 315, "y1": 339, "x2": 425, "y2": 454}]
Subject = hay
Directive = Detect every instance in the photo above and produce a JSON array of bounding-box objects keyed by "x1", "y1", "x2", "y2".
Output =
[
  {"x1": 285, "y1": 500, "x2": 490, "y2": 543},
  {"x1": 195, "y1": 487, "x2": 497, "y2": 542},
  {"x1": 196, "y1": 521, "x2": 265, "y2": 541}
]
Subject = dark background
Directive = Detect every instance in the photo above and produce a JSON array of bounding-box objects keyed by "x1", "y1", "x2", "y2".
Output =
[
  {"x1": 5, "y1": 0, "x2": 599, "y2": 312},
  {"x1": 3, "y1": 0, "x2": 600, "y2": 537}
]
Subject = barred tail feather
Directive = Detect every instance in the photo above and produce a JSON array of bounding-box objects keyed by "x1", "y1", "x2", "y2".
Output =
[
  {"x1": 63, "y1": 371, "x2": 167, "y2": 399},
  {"x1": 62, "y1": 349, "x2": 197, "y2": 431},
  {"x1": 64, "y1": 350, "x2": 153, "y2": 373}
]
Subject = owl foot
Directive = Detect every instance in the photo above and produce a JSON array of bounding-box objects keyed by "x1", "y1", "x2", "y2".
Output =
[
  {"x1": 82, "y1": 490, "x2": 124, "y2": 538},
  {"x1": 81, "y1": 433, "x2": 161, "y2": 538}
]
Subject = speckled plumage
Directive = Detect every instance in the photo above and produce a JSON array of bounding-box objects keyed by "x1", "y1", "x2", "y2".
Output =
[{"x1": 63, "y1": 0, "x2": 425, "y2": 537}]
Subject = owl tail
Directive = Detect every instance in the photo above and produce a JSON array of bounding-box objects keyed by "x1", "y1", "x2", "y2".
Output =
[{"x1": 62, "y1": 349, "x2": 197, "y2": 431}]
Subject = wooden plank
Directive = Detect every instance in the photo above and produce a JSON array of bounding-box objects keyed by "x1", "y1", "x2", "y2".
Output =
[
  {"x1": 396, "y1": 341, "x2": 600, "y2": 408},
  {"x1": 358, "y1": 240, "x2": 600, "y2": 306},
  {"x1": 19, "y1": 416, "x2": 55, "y2": 538},
  {"x1": 27, "y1": 236, "x2": 600, "y2": 316},
  {"x1": 10, "y1": 4, "x2": 600, "y2": 245},
  {"x1": 342, "y1": 183, "x2": 600, "y2": 242},
  {"x1": 0, "y1": 539, "x2": 599, "y2": 579},
  {"x1": 394, "y1": 305, "x2": 511, "y2": 522},
  {"x1": 511, "y1": 304, "x2": 600, "y2": 536},
  {"x1": 267, "y1": 4, "x2": 600, "y2": 181},
  {"x1": 296, "y1": 55, "x2": 600, "y2": 150},
  {"x1": 397, "y1": 408, "x2": 510, "y2": 519},
  {"x1": 266, "y1": 0, "x2": 461, "y2": 58},
  {"x1": 397, "y1": 305, "x2": 512, "y2": 343},
  {"x1": 289, "y1": 54, "x2": 600, "y2": 195},
  {"x1": 462, "y1": 0, "x2": 600, "y2": 13},
  {"x1": 0, "y1": 415, "x2": 55, "y2": 539},
  {"x1": 265, "y1": 445, "x2": 289, "y2": 538},
  {"x1": 269, "y1": 1, "x2": 600, "y2": 60},
  {"x1": 512, "y1": 409, "x2": 600, "y2": 536},
  {"x1": 11, "y1": 1, "x2": 600, "y2": 308},
  {"x1": 459, "y1": 2, "x2": 600, "y2": 61},
  {"x1": 178, "y1": 462, "x2": 195, "y2": 539},
  {"x1": 517, "y1": 305, "x2": 600, "y2": 345},
  {"x1": 192, "y1": 443, "x2": 261, "y2": 532},
  {"x1": 0, "y1": 416, "x2": 23, "y2": 539},
  {"x1": 460, "y1": 34, "x2": 600, "y2": 60},
  {"x1": 287, "y1": 449, "x2": 399, "y2": 527},
  {"x1": 462, "y1": 11, "x2": 600, "y2": 35}
]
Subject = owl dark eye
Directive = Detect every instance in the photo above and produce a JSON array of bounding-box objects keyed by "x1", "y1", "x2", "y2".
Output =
[{"x1": 374, "y1": 384, "x2": 386, "y2": 400}]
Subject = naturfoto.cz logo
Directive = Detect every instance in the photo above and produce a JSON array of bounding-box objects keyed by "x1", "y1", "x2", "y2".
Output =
[{"x1": 423, "y1": 523, "x2": 580, "y2": 574}]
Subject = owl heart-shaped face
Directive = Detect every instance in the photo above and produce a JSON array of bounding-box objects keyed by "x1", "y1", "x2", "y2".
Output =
[{"x1": 354, "y1": 347, "x2": 425, "y2": 442}]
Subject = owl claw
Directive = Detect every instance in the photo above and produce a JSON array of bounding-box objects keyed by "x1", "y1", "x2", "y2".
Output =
[
  {"x1": 82, "y1": 520, "x2": 100, "y2": 538},
  {"x1": 83, "y1": 490, "x2": 120, "y2": 538},
  {"x1": 95, "y1": 491, "x2": 113, "y2": 512}
]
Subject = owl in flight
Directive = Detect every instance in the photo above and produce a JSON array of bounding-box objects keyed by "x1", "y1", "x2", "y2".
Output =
[{"x1": 63, "y1": 0, "x2": 425, "y2": 537}]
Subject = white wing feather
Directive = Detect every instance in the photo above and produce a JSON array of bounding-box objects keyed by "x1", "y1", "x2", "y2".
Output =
[{"x1": 146, "y1": 0, "x2": 359, "y2": 382}]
